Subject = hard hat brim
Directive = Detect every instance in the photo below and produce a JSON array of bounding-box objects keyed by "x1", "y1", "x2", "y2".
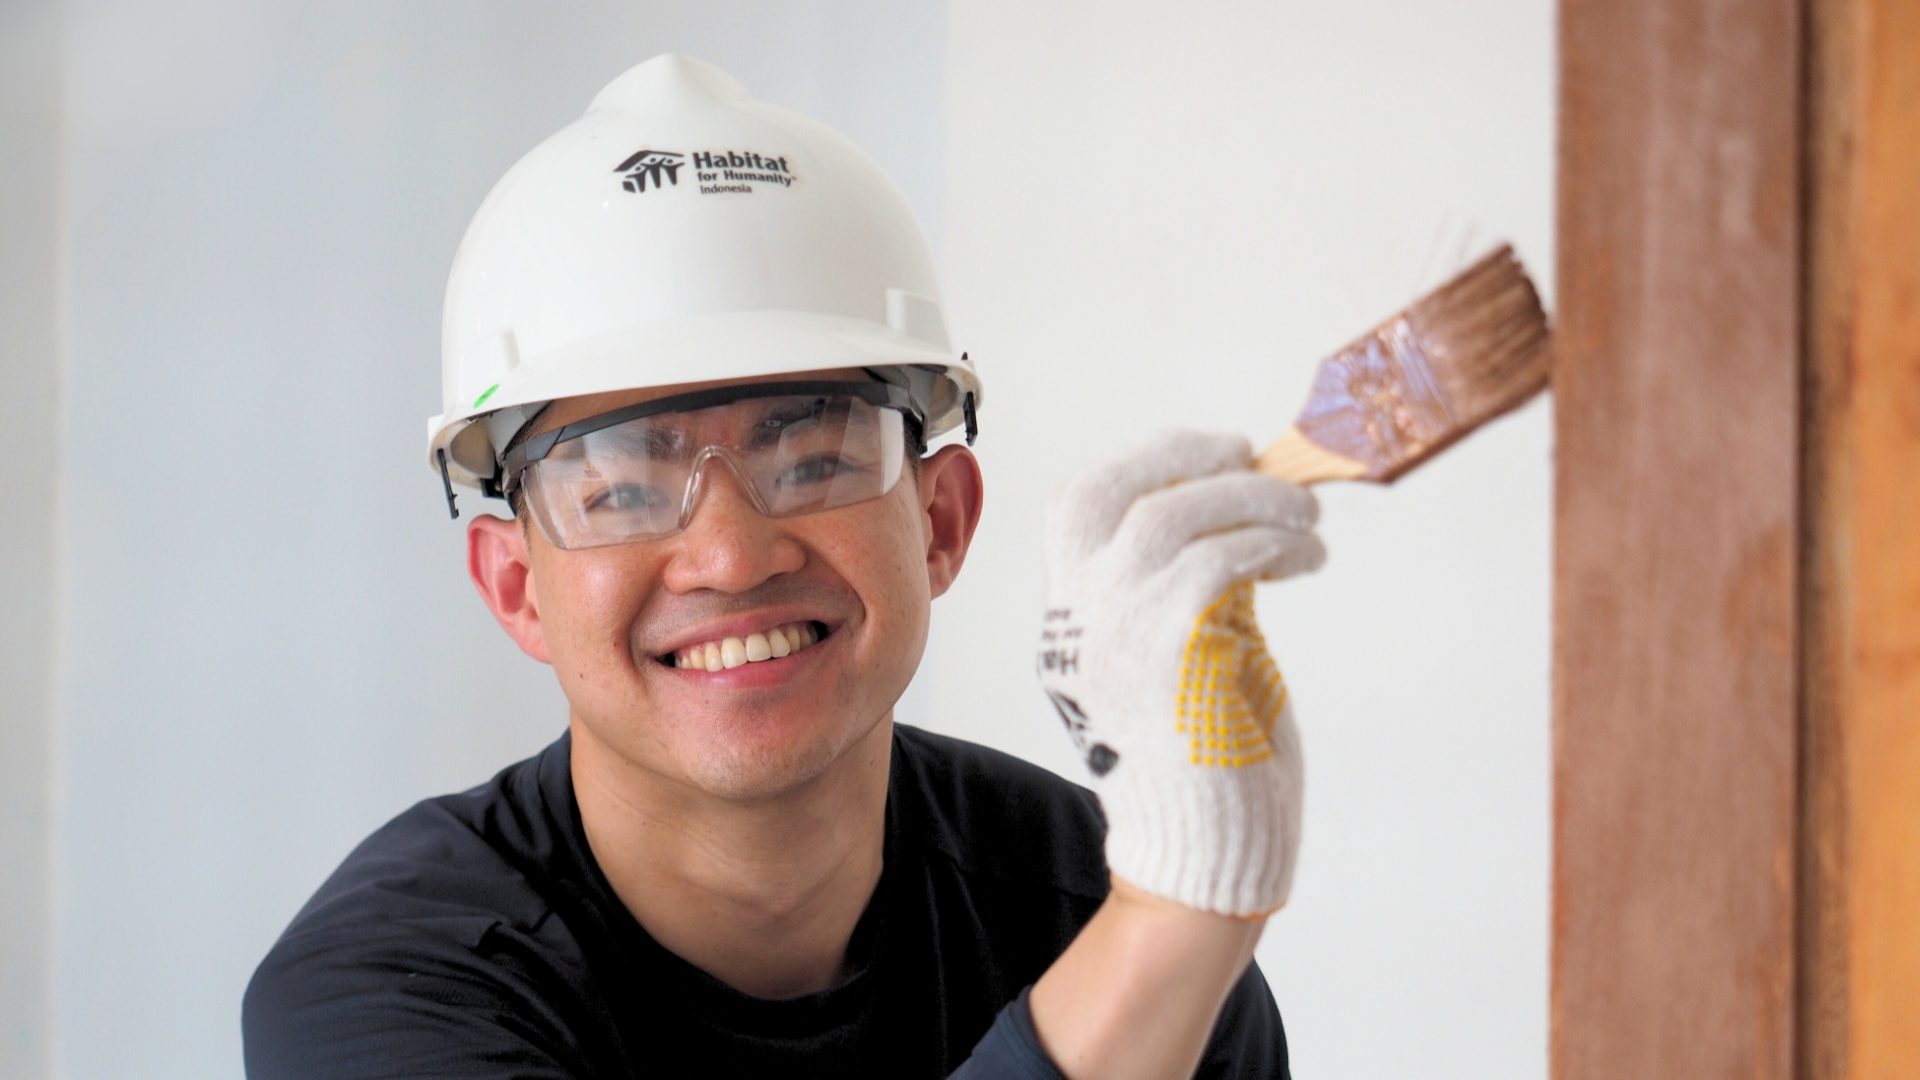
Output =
[{"x1": 427, "y1": 309, "x2": 978, "y2": 489}]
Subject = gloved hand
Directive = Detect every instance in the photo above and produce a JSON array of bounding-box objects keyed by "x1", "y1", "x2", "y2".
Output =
[{"x1": 1037, "y1": 430, "x2": 1325, "y2": 916}]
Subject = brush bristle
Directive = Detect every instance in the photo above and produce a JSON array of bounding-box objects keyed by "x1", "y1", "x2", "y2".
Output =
[{"x1": 1406, "y1": 245, "x2": 1552, "y2": 426}]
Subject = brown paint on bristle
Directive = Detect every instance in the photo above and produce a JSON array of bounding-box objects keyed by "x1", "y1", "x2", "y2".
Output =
[{"x1": 1281, "y1": 245, "x2": 1552, "y2": 483}]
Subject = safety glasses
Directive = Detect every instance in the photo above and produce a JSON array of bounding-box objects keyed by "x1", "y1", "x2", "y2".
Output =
[{"x1": 501, "y1": 381, "x2": 922, "y2": 550}]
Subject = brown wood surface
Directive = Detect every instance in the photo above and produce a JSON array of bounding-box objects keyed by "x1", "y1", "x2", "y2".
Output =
[
  {"x1": 1800, "y1": 1, "x2": 1920, "y2": 1076},
  {"x1": 1553, "y1": 1, "x2": 1802, "y2": 1076}
]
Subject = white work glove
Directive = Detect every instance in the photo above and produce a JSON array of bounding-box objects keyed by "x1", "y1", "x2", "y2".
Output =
[{"x1": 1037, "y1": 430, "x2": 1324, "y2": 916}]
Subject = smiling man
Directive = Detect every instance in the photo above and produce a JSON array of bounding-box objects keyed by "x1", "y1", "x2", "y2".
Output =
[{"x1": 244, "y1": 55, "x2": 1322, "y2": 1079}]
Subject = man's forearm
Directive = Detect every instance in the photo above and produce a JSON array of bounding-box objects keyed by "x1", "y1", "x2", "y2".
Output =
[{"x1": 1028, "y1": 877, "x2": 1268, "y2": 1080}]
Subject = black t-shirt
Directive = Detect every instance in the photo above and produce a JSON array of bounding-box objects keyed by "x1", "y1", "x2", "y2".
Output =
[{"x1": 244, "y1": 725, "x2": 1289, "y2": 1077}]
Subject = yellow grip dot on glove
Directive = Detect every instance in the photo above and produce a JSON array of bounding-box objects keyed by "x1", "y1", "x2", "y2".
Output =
[{"x1": 1178, "y1": 583, "x2": 1288, "y2": 769}]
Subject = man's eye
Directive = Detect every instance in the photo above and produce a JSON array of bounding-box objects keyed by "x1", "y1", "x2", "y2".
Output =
[
  {"x1": 587, "y1": 484, "x2": 668, "y2": 512},
  {"x1": 779, "y1": 455, "x2": 855, "y2": 487}
]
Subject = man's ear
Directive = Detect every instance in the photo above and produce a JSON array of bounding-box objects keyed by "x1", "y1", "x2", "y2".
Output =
[
  {"x1": 918, "y1": 445, "x2": 984, "y2": 599},
  {"x1": 468, "y1": 514, "x2": 552, "y2": 663}
]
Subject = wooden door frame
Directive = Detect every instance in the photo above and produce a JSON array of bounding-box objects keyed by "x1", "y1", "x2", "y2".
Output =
[{"x1": 1552, "y1": 1, "x2": 1918, "y2": 1076}]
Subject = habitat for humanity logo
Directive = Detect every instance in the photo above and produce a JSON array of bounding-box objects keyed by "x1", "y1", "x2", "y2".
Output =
[
  {"x1": 613, "y1": 147, "x2": 798, "y2": 196},
  {"x1": 614, "y1": 149, "x2": 685, "y2": 193}
]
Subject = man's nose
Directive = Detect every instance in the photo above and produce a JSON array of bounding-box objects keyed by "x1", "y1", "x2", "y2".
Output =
[{"x1": 659, "y1": 454, "x2": 806, "y2": 594}]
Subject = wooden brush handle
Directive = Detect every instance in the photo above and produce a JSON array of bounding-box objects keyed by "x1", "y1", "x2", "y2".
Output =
[{"x1": 1253, "y1": 427, "x2": 1370, "y2": 485}]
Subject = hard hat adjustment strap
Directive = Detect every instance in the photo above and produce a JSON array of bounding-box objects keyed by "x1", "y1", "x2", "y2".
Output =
[{"x1": 438, "y1": 449, "x2": 461, "y2": 520}]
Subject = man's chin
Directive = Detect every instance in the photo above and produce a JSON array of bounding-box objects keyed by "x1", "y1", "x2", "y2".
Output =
[{"x1": 672, "y1": 713, "x2": 887, "y2": 804}]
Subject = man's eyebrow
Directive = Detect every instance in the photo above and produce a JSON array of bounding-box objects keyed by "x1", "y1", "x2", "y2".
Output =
[
  {"x1": 643, "y1": 426, "x2": 688, "y2": 460},
  {"x1": 565, "y1": 423, "x2": 686, "y2": 461},
  {"x1": 754, "y1": 399, "x2": 828, "y2": 427},
  {"x1": 740, "y1": 399, "x2": 830, "y2": 448}
]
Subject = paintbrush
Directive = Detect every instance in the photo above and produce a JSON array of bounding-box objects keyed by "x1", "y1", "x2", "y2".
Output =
[{"x1": 1254, "y1": 244, "x2": 1551, "y2": 485}]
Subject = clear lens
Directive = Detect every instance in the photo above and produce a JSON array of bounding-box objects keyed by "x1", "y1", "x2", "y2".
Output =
[{"x1": 522, "y1": 392, "x2": 908, "y2": 549}]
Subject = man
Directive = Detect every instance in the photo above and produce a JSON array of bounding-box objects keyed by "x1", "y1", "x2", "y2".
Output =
[{"x1": 245, "y1": 54, "x2": 1323, "y2": 1078}]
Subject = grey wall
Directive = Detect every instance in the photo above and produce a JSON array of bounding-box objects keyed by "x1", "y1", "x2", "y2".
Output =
[
  {"x1": 1, "y1": 1, "x2": 63, "y2": 1076},
  {"x1": 50, "y1": 3, "x2": 943, "y2": 1076}
]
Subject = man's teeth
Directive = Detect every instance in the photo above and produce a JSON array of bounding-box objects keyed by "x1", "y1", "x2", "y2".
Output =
[{"x1": 673, "y1": 622, "x2": 820, "y2": 671}]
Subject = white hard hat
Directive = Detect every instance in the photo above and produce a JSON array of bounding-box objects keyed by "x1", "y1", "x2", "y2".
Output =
[{"x1": 427, "y1": 53, "x2": 980, "y2": 500}]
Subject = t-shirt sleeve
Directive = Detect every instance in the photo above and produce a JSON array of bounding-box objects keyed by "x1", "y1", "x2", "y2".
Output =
[
  {"x1": 242, "y1": 925, "x2": 582, "y2": 1080},
  {"x1": 1196, "y1": 960, "x2": 1292, "y2": 1079},
  {"x1": 946, "y1": 966, "x2": 1288, "y2": 1080},
  {"x1": 947, "y1": 988, "x2": 1067, "y2": 1080}
]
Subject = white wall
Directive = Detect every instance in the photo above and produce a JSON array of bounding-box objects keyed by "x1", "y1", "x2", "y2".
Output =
[
  {"x1": 930, "y1": 2, "x2": 1554, "y2": 1076},
  {"x1": 1, "y1": 2, "x2": 63, "y2": 1076},
  {"x1": 51, "y1": 3, "x2": 942, "y2": 1077},
  {"x1": 36, "y1": 2, "x2": 1548, "y2": 1077}
]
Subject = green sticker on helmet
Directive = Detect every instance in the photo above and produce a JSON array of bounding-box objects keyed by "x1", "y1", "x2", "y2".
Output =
[{"x1": 472, "y1": 383, "x2": 500, "y2": 408}]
